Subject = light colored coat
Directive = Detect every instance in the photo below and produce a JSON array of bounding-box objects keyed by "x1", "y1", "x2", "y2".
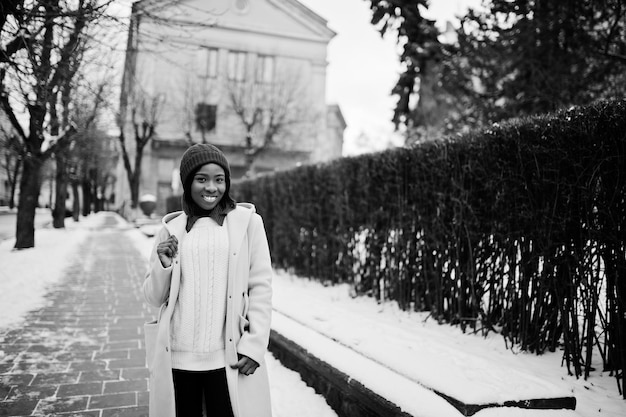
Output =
[{"x1": 143, "y1": 203, "x2": 273, "y2": 417}]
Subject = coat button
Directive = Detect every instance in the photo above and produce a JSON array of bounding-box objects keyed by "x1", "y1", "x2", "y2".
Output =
[{"x1": 165, "y1": 346, "x2": 169, "y2": 352}]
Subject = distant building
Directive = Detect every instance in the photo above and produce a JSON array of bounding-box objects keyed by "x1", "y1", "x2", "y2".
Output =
[{"x1": 116, "y1": 0, "x2": 345, "y2": 215}]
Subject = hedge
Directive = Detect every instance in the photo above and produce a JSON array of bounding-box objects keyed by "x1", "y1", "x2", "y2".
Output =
[{"x1": 233, "y1": 99, "x2": 626, "y2": 395}]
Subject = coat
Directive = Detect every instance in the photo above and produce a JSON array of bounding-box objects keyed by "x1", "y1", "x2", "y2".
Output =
[{"x1": 143, "y1": 203, "x2": 273, "y2": 417}]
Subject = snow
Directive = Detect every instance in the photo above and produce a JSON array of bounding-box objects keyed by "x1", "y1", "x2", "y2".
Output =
[
  {"x1": 0, "y1": 218, "x2": 90, "y2": 329},
  {"x1": 272, "y1": 310, "x2": 461, "y2": 417},
  {"x1": 1, "y1": 212, "x2": 624, "y2": 417},
  {"x1": 0, "y1": 213, "x2": 337, "y2": 417}
]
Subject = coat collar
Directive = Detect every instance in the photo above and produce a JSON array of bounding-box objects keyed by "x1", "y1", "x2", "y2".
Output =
[{"x1": 161, "y1": 203, "x2": 255, "y2": 252}]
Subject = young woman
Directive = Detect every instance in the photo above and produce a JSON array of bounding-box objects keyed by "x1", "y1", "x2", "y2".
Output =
[{"x1": 143, "y1": 143, "x2": 273, "y2": 417}]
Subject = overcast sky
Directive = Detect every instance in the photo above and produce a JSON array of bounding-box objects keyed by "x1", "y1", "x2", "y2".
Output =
[{"x1": 297, "y1": 0, "x2": 480, "y2": 155}]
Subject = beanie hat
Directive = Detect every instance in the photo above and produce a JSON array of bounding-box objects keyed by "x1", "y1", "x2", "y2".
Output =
[
  {"x1": 179, "y1": 143, "x2": 231, "y2": 186},
  {"x1": 179, "y1": 143, "x2": 236, "y2": 230}
]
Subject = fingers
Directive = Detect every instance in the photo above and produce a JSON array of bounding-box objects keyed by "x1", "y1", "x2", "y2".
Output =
[
  {"x1": 230, "y1": 355, "x2": 259, "y2": 376},
  {"x1": 165, "y1": 235, "x2": 178, "y2": 253},
  {"x1": 156, "y1": 236, "x2": 178, "y2": 267},
  {"x1": 242, "y1": 359, "x2": 258, "y2": 375},
  {"x1": 157, "y1": 236, "x2": 178, "y2": 257}
]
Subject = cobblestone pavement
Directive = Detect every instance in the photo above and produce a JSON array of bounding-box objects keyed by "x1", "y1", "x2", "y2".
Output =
[{"x1": 0, "y1": 215, "x2": 155, "y2": 416}]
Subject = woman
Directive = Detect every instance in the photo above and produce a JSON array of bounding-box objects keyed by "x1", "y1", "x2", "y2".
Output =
[{"x1": 143, "y1": 143, "x2": 273, "y2": 417}]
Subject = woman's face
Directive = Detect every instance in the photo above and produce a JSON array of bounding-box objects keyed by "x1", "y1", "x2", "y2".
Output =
[{"x1": 190, "y1": 163, "x2": 226, "y2": 211}]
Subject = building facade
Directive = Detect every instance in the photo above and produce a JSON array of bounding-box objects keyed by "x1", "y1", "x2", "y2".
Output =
[{"x1": 117, "y1": 0, "x2": 345, "y2": 215}]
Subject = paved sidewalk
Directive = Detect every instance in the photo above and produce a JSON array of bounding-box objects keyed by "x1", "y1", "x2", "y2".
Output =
[{"x1": 0, "y1": 214, "x2": 155, "y2": 416}]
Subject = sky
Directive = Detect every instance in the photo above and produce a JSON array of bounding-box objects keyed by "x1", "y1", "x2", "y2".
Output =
[
  {"x1": 1, "y1": 213, "x2": 624, "y2": 417},
  {"x1": 296, "y1": 0, "x2": 481, "y2": 156}
]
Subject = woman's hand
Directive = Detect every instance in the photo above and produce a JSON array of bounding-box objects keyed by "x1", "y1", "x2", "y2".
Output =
[
  {"x1": 156, "y1": 235, "x2": 178, "y2": 268},
  {"x1": 231, "y1": 354, "x2": 259, "y2": 376}
]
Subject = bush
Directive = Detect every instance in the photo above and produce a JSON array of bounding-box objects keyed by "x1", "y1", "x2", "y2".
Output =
[{"x1": 234, "y1": 100, "x2": 626, "y2": 392}]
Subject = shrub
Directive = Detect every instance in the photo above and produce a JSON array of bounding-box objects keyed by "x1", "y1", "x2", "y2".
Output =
[{"x1": 234, "y1": 100, "x2": 626, "y2": 393}]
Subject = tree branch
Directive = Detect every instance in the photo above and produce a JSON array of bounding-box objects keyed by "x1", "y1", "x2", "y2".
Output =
[
  {"x1": 48, "y1": 0, "x2": 88, "y2": 90},
  {"x1": 598, "y1": 50, "x2": 626, "y2": 64},
  {"x1": 0, "y1": 78, "x2": 28, "y2": 142}
]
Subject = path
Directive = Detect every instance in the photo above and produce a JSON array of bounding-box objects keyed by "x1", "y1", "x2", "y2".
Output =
[{"x1": 0, "y1": 216, "x2": 153, "y2": 416}]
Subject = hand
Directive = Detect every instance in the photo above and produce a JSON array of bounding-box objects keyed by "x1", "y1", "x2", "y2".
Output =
[
  {"x1": 156, "y1": 235, "x2": 178, "y2": 268},
  {"x1": 230, "y1": 354, "x2": 259, "y2": 376}
]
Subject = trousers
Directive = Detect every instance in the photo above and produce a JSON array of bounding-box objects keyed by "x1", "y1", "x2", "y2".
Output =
[{"x1": 172, "y1": 368, "x2": 235, "y2": 417}]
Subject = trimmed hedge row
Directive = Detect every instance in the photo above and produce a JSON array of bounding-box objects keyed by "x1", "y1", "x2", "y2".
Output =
[{"x1": 233, "y1": 100, "x2": 626, "y2": 394}]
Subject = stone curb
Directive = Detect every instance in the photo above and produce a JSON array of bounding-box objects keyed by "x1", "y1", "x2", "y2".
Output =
[
  {"x1": 269, "y1": 330, "x2": 414, "y2": 417},
  {"x1": 268, "y1": 330, "x2": 577, "y2": 417}
]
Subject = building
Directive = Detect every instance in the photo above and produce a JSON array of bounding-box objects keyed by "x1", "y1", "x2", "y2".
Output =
[{"x1": 117, "y1": 0, "x2": 346, "y2": 215}]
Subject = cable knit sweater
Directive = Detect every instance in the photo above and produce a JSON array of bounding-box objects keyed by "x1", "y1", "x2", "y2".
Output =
[{"x1": 170, "y1": 217, "x2": 230, "y2": 370}]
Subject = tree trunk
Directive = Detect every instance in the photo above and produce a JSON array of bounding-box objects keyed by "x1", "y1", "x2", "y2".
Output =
[
  {"x1": 130, "y1": 172, "x2": 139, "y2": 209},
  {"x1": 130, "y1": 144, "x2": 144, "y2": 209},
  {"x1": 71, "y1": 180, "x2": 80, "y2": 221},
  {"x1": 81, "y1": 177, "x2": 92, "y2": 216},
  {"x1": 52, "y1": 153, "x2": 68, "y2": 229},
  {"x1": 614, "y1": 248, "x2": 626, "y2": 399},
  {"x1": 92, "y1": 168, "x2": 100, "y2": 212},
  {"x1": 8, "y1": 157, "x2": 21, "y2": 209},
  {"x1": 14, "y1": 155, "x2": 44, "y2": 249},
  {"x1": 118, "y1": 130, "x2": 140, "y2": 209},
  {"x1": 245, "y1": 131, "x2": 255, "y2": 177}
]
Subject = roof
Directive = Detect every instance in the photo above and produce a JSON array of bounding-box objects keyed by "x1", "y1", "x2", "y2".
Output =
[{"x1": 132, "y1": 0, "x2": 335, "y2": 42}]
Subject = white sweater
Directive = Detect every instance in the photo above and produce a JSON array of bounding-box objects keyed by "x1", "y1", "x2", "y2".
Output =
[{"x1": 170, "y1": 217, "x2": 230, "y2": 370}]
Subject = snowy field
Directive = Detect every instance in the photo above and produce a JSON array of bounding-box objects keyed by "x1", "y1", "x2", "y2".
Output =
[{"x1": 1, "y1": 211, "x2": 625, "y2": 417}]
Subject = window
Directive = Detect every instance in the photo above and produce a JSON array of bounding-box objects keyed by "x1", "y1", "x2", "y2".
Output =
[
  {"x1": 255, "y1": 55, "x2": 274, "y2": 84},
  {"x1": 227, "y1": 51, "x2": 246, "y2": 81},
  {"x1": 195, "y1": 103, "x2": 217, "y2": 133},
  {"x1": 200, "y1": 48, "x2": 218, "y2": 79},
  {"x1": 197, "y1": 48, "x2": 218, "y2": 79}
]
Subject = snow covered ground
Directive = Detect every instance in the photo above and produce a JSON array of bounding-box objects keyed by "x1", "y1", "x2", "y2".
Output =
[
  {"x1": 1, "y1": 212, "x2": 624, "y2": 417},
  {"x1": 0, "y1": 213, "x2": 337, "y2": 417}
]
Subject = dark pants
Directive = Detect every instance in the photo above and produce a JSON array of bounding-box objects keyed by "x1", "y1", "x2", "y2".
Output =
[{"x1": 172, "y1": 368, "x2": 235, "y2": 417}]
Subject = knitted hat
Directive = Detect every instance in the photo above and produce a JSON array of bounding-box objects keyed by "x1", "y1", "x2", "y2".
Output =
[
  {"x1": 179, "y1": 143, "x2": 236, "y2": 227},
  {"x1": 179, "y1": 143, "x2": 231, "y2": 186}
]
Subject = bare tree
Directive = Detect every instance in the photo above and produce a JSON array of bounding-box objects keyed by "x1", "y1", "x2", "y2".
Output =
[
  {"x1": 117, "y1": 88, "x2": 163, "y2": 209},
  {"x1": 50, "y1": 58, "x2": 82, "y2": 229},
  {"x1": 71, "y1": 124, "x2": 118, "y2": 217},
  {"x1": 226, "y1": 68, "x2": 316, "y2": 176},
  {"x1": 51, "y1": 76, "x2": 110, "y2": 227},
  {"x1": 0, "y1": 0, "x2": 113, "y2": 248}
]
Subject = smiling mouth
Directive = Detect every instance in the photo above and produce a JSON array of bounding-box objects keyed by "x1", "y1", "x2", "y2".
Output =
[{"x1": 202, "y1": 195, "x2": 217, "y2": 203}]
